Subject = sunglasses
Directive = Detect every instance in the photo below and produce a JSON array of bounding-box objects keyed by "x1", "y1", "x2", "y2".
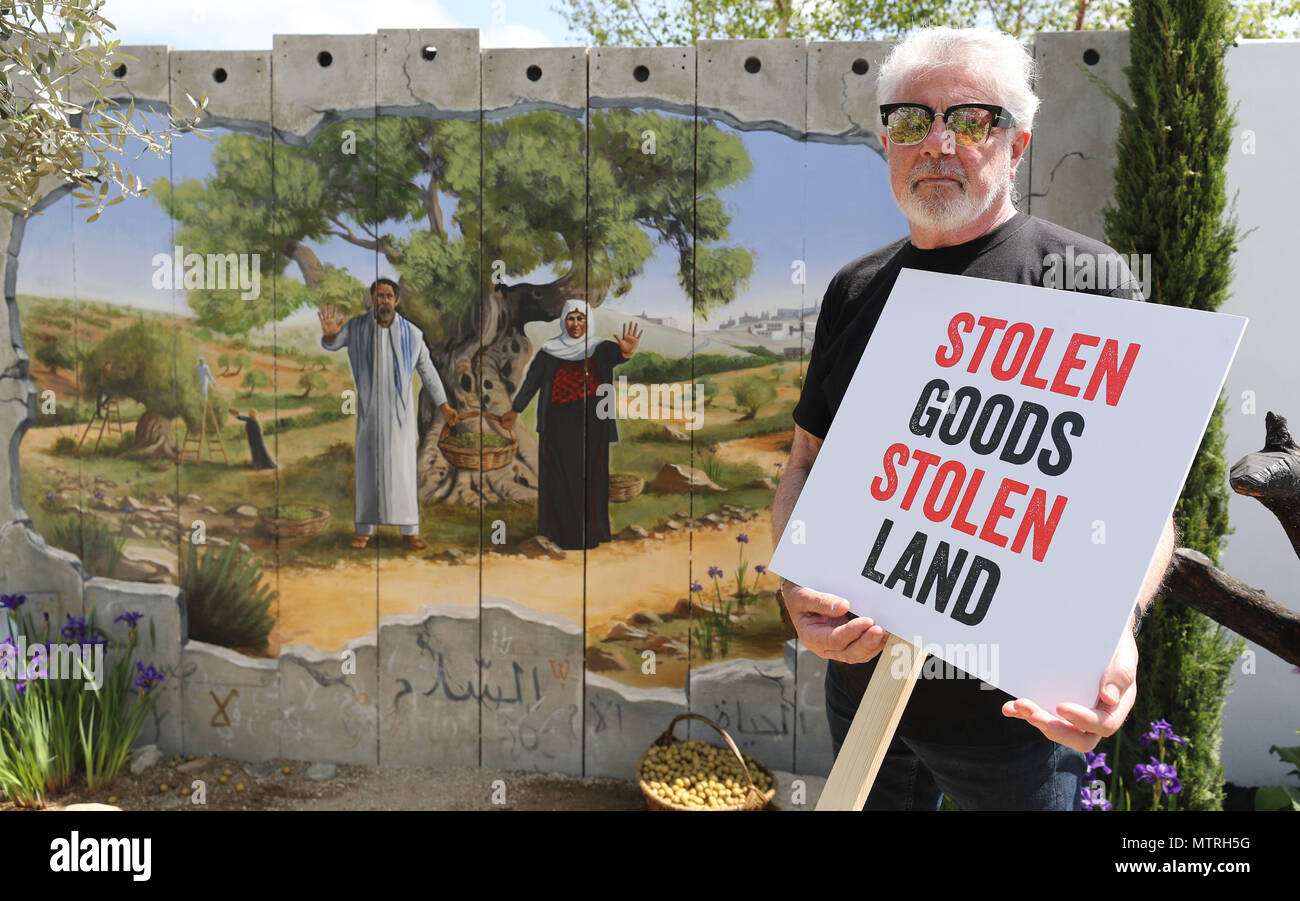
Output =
[{"x1": 879, "y1": 103, "x2": 1015, "y2": 147}]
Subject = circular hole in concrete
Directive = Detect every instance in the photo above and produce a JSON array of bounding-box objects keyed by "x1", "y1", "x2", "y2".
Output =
[
  {"x1": 317, "y1": 50, "x2": 333, "y2": 68},
  {"x1": 744, "y1": 56, "x2": 761, "y2": 74},
  {"x1": 212, "y1": 67, "x2": 228, "y2": 84},
  {"x1": 851, "y1": 58, "x2": 869, "y2": 75},
  {"x1": 112, "y1": 63, "x2": 127, "y2": 78},
  {"x1": 633, "y1": 64, "x2": 649, "y2": 82},
  {"x1": 1083, "y1": 48, "x2": 1100, "y2": 66},
  {"x1": 422, "y1": 45, "x2": 437, "y2": 61},
  {"x1": 526, "y1": 64, "x2": 543, "y2": 81}
]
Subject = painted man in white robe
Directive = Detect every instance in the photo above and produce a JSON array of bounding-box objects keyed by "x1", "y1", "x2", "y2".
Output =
[{"x1": 318, "y1": 278, "x2": 458, "y2": 551}]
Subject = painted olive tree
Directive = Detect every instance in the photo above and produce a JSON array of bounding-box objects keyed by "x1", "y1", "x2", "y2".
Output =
[{"x1": 151, "y1": 110, "x2": 754, "y2": 504}]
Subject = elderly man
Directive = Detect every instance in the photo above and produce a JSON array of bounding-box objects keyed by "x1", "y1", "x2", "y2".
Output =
[
  {"x1": 319, "y1": 278, "x2": 458, "y2": 551},
  {"x1": 774, "y1": 27, "x2": 1178, "y2": 811}
]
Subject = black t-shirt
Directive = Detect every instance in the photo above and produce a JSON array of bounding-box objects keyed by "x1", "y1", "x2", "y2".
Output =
[{"x1": 793, "y1": 210, "x2": 1144, "y2": 746}]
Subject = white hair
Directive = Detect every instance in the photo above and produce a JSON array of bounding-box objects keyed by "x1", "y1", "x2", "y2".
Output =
[{"x1": 876, "y1": 27, "x2": 1040, "y2": 137}]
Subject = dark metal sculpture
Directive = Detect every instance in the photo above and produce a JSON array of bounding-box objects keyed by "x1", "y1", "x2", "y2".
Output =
[
  {"x1": 1161, "y1": 412, "x2": 1300, "y2": 667},
  {"x1": 1228, "y1": 412, "x2": 1300, "y2": 560}
]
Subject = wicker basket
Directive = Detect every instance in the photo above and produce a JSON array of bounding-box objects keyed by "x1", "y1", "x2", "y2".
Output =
[
  {"x1": 636, "y1": 712, "x2": 776, "y2": 811},
  {"x1": 609, "y1": 473, "x2": 645, "y2": 503},
  {"x1": 437, "y1": 411, "x2": 518, "y2": 473},
  {"x1": 258, "y1": 504, "x2": 330, "y2": 538}
]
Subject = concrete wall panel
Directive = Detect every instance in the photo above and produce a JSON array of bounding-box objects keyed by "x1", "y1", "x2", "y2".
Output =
[
  {"x1": 271, "y1": 34, "x2": 375, "y2": 140},
  {"x1": 86, "y1": 577, "x2": 186, "y2": 753},
  {"x1": 1028, "y1": 31, "x2": 1131, "y2": 240},
  {"x1": 182, "y1": 640, "x2": 281, "y2": 760},
  {"x1": 698, "y1": 39, "x2": 806, "y2": 136},
  {"x1": 377, "y1": 28, "x2": 481, "y2": 116},
  {"x1": 171, "y1": 51, "x2": 271, "y2": 127},
  {"x1": 378, "y1": 605, "x2": 480, "y2": 767},
  {"x1": 280, "y1": 637, "x2": 378, "y2": 765},
  {"x1": 589, "y1": 46, "x2": 694, "y2": 111},
  {"x1": 483, "y1": 47, "x2": 586, "y2": 114},
  {"x1": 806, "y1": 41, "x2": 892, "y2": 143}
]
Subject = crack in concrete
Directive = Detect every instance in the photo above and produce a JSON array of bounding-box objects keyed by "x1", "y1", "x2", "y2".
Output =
[
  {"x1": 400, "y1": 31, "x2": 418, "y2": 103},
  {"x1": 1029, "y1": 150, "x2": 1092, "y2": 199}
]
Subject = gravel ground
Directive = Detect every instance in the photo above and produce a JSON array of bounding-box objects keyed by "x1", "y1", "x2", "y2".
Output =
[{"x1": 14, "y1": 750, "x2": 826, "y2": 811}]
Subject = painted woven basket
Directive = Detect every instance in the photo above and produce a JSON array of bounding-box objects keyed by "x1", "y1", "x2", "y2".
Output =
[
  {"x1": 609, "y1": 473, "x2": 645, "y2": 503},
  {"x1": 258, "y1": 504, "x2": 330, "y2": 538},
  {"x1": 438, "y1": 411, "x2": 518, "y2": 472}
]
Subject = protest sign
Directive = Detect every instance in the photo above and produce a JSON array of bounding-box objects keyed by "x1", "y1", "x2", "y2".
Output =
[{"x1": 771, "y1": 267, "x2": 1246, "y2": 715}]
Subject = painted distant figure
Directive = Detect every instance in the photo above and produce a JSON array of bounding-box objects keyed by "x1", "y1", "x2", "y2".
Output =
[
  {"x1": 196, "y1": 356, "x2": 217, "y2": 401},
  {"x1": 501, "y1": 300, "x2": 641, "y2": 550},
  {"x1": 318, "y1": 278, "x2": 458, "y2": 551},
  {"x1": 231, "y1": 408, "x2": 276, "y2": 470},
  {"x1": 94, "y1": 361, "x2": 113, "y2": 418}
]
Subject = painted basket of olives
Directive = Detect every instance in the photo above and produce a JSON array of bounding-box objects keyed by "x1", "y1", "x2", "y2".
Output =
[
  {"x1": 437, "y1": 411, "x2": 518, "y2": 472},
  {"x1": 636, "y1": 712, "x2": 776, "y2": 811},
  {"x1": 258, "y1": 504, "x2": 330, "y2": 538},
  {"x1": 609, "y1": 473, "x2": 645, "y2": 503}
]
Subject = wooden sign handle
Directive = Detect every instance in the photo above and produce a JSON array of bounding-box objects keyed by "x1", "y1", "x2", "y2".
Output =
[{"x1": 815, "y1": 634, "x2": 928, "y2": 811}]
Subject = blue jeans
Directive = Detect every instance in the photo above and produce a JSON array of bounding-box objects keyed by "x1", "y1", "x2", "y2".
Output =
[{"x1": 825, "y1": 668, "x2": 1086, "y2": 811}]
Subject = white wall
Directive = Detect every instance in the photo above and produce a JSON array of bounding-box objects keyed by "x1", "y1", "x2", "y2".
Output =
[{"x1": 1216, "y1": 39, "x2": 1300, "y2": 789}]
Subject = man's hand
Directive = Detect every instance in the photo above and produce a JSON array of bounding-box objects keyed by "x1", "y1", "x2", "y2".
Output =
[
  {"x1": 781, "y1": 580, "x2": 889, "y2": 664},
  {"x1": 440, "y1": 403, "x2": 459, "y2": 427},
  {"x1": 318, "y1": 303, "x2": 345, "y2": 342},
  {"x1": 1001, "y1": 627, "x2": 1139, "y2": 753},
  {"x1": 500, "y1": 409, "x2": 519, "y2": 431},
  {"x1": 615, "y1": 322, "x2": 642, "y2": 358}
]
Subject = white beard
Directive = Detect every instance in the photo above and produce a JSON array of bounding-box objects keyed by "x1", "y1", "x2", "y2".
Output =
[{"x1": 897, "y1": 154, "x2": 1012, "y2": 230}]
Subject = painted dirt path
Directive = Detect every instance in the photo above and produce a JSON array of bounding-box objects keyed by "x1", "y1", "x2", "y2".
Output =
[{"x1": 267, "y1": 506, "x2": 780, "y2": 656}]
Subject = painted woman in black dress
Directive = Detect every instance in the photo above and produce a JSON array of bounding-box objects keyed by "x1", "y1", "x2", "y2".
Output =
[
  {"x1": 230, "y1": 408, "x2": 277, "y2": 470},
  {"x1": 501, "y1": 300, "x2": 641, "y2": 550}
]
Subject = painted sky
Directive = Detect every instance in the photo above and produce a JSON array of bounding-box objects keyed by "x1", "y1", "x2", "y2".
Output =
[{"x1": 18, "y1": 116, "x2": 908, "y2": 326}]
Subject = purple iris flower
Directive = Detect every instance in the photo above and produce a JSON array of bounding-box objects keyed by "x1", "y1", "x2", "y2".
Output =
[
  {"x1": 1134, "y1": 757, "x2": 1182, "y2": 795},
  {"x1": 690, "y1": 581, "x2": 703, "y2": 594},
  {"x1": 736, "y1": 533, "x2": 749, "y2": 544},
  {"x1": 115, "y1": 611, "x2": 144, "y2": 626},
  {"x1": 134, "y1": 661, "x2": 166, "y2": 692},
  {"x1": 754, "y1": 564, "x2": 767, "y2": 575},
  {"x1": 0, "y1": 593, "x2": 26, "y2": 610},
  {"x1": 1085, "y1": 751, "x2": 1112, "y2": 777},
  {"x1": 1080, "y1": 781, "x2": 1112, "y2": 811},
  {"x1": 1140, "y1": 719, "x2": 1188, "y2": 748},
  {"x1": 708, "y1": 566, "x2": 723, "y2": 579},
  {"x1": 62, "y1": 614, "x2": 89, "y2": 641}
]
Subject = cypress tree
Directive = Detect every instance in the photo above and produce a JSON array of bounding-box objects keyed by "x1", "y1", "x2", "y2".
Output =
[{"x1": 1097, "y1": 0, "x2": 1244, "y2": 810}]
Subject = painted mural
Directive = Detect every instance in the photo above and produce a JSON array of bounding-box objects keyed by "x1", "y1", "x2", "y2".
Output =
[{"x1": 10, "y1": 38, "x2": 904, "y2": 777}]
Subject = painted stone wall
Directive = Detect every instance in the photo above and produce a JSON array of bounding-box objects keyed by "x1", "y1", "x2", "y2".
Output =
[{"x1": 2, "y1": 30, "x2": 1295, "y2": 788}]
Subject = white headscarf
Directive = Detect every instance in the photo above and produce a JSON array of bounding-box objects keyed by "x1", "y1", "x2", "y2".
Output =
[{"x1": 540, "y1": 298, "x2": 597, "y2": 361}]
